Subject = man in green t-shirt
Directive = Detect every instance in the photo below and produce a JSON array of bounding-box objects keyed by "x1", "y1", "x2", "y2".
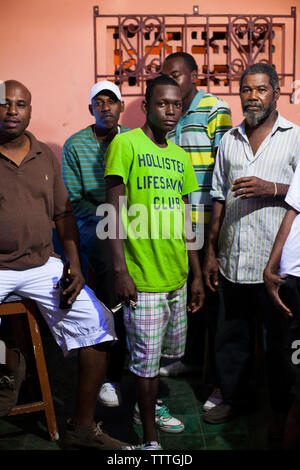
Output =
[{"x1": 105, "y1": 75, "x2": 205, "y2": 450}]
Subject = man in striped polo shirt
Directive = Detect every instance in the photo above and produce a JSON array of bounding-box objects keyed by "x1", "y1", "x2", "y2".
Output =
[
  {"x1": 62, "y1": 81, "x2": 130, "y2": 408},
  {"x1": 203, "y1": 63, "x2": 300, "y2": 432},
  {"x1": 160, "y1": 53, "x2": 232, "y2": 409}
]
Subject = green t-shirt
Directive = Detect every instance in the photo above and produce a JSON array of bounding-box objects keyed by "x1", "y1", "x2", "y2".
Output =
[{"x1": 104, "y1": 128, "x2": 199, "y2": 292}]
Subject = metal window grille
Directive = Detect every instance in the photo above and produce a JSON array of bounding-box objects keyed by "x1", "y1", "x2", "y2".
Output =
[{"x1": 93, "y1": 6, "x2": 296, "y2": 101}]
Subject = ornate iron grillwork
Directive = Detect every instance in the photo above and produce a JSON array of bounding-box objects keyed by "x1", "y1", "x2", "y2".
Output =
[{"x1": 93, "y1": 6, "x2": 296, "y2": 101}]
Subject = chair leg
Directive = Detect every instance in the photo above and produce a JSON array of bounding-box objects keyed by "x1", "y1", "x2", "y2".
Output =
[
  {"x1": 10, "y1": 314, "x2": 40, "y2": 399},
  {"x1": 26, "y1": 305, "x2": 59, "y2": 441}
]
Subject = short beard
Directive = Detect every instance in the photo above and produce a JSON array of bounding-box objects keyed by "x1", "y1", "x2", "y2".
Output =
[{"x1": 243, "y1": 103, "x2": 273, "y2": 128}]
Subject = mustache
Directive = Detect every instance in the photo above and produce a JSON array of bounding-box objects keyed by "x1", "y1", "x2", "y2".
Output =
[{"x1": 243, "y1": 102, "x2": 264, "y2": 110}]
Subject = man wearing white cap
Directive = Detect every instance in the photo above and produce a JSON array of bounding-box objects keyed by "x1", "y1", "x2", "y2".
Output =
[{"x1": 62, "y1": 81, "x2": 130, "y2": 408}]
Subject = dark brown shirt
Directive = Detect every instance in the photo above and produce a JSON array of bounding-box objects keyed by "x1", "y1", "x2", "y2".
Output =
[{"x1": 0, "y1": 131, "x2": 73, "y2": 270}]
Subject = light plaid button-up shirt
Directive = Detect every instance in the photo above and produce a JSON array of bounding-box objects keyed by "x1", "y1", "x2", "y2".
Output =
[{"x1": 211, "y1": 112, "x2": 300, "y2": 283}]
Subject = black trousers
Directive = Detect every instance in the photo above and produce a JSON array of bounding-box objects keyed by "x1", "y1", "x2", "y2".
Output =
[{"x1": 215, "y1": 274, "x2": 293, "y2": 413}]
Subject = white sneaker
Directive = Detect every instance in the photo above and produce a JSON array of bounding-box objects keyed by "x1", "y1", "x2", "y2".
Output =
[
  {"x1": 133, "y1": 399, "x2": 185, "y2": 433},
  {"x1": 122, "y1": 441, "x2": 163, "y2": 450},
  {"x1": 159, "y1": 361, "x2": 200, "y2": 377},
  {"x1": 98, "y1": 382, "x2": 121, "y2": 407},
  {"x1": 202, "y1": 387, "x2": 223, "y2": 412}
]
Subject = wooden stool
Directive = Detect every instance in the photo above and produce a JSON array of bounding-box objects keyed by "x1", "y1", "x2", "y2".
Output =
[{"x1": 0, "y1": 296, "x2": 59, "y2": 441}]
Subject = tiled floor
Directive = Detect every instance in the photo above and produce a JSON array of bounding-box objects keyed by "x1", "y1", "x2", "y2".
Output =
[{"x1": 0, "y1": 330, "x2": 282, "y2": 452}]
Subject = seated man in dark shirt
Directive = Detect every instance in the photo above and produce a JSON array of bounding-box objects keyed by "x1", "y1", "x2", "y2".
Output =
[{"x1": 0, "y1": 79, "x2": 128, "y2": 450}]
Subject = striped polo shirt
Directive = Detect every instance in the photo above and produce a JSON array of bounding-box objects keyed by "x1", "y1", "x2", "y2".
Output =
[
  {"x1": 211, "y1": 113, "x2": 300, "y2": 284},
  {"x1": 168, "y1": 90, "x2": 232, "y2": 230},
  {"x1": 62, "y1": 124, "x2": 130, "y2": 228}
]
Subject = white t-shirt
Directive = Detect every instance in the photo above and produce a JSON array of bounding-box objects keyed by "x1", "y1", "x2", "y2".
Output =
[{"x1": 280, "y1": 160, "x2": 300, "y2": 277}]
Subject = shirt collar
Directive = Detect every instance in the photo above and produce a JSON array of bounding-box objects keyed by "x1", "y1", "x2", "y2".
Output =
[
  {"x1": 25, "y1": 131, "x2": 42, "y2": 153},
  {"x1": 184, "y1": 89, "x2": 205, "y2": 115},
  {"x1": 22, "y1": 131, "x2": 42, "y2": 162},
  {"x1": 0, "y1": 130, "x2": 42, "y2": 163},
  {"x1": 236, "y1": 111, "x2": 293, "y2": 140}
]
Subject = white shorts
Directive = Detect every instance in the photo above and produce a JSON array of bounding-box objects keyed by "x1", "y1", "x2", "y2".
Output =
[{"x1": 0, "y1": 257, "x2": 117, "y2": 356}]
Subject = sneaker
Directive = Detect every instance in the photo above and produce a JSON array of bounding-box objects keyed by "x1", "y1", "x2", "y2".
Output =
[
  {"x1": 122, "y1": 441, "x2": 163, "y2": 450},
  {"x1": 133, "y1": 399, "x2": 184, "y2": 433},
  {"x1": 202, "y1": 387, "x2": 223, "y2": 412},
  {"x1": 98, "y1": 382, "x2": 121, "y2": 407},
  {"x1": 0, "y1": 349, "x2": 26, "y2": 417},
  {"x1": 63, "y1": 419, "x2": 129, "y2": 450},
  {"x1": 159, "y1": 361, "x2": 200, "y2": 377},
  {"x1": 204, "y1": 403, "x2": 237, "y2": 424}
]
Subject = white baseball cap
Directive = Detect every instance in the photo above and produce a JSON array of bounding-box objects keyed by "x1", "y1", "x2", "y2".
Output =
[{"x1": 90, "y1": 80, "x2": 122, "y2": 103}]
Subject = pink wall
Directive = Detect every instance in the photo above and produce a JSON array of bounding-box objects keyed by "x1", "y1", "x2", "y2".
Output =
[{"x1": 1, "y1": 0, "x2": 300, "y2": 160}]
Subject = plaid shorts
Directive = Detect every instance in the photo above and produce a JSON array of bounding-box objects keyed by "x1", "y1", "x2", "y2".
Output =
[{"x1": 123, "y1": 283, "x2": 187, "y2": 377}]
